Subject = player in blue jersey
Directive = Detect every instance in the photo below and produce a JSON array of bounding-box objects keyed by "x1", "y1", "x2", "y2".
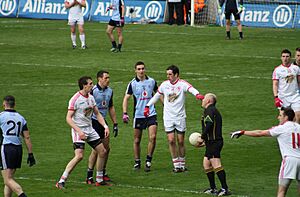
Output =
[
  {"x1": 0, "y1": 95, "x2": 35, "y2": 197},
  {"x1": 122, "y1": 61, "x2": 159, "y2": 172},
  {"x1": 85, "y1": 70, "x2": 118, "y2": 184},
  {"x1": 106, "y1": 0, "x2": 125, "y2": 52}
]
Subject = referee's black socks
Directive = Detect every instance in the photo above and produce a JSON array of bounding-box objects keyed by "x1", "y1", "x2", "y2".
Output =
[{"x1": 215, "y1": 166, "x2": 228, "y2": 190}]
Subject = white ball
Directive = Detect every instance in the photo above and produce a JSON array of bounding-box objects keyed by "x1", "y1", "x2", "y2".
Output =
[{"x1": 189, "y1": 132, "x2": 201, "y2": 146}]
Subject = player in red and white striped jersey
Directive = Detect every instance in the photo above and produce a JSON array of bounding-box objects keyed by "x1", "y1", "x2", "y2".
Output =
[
  {"x1": 145, "y1": 65, "x2": 204, "y2": 172},
  {"x1": 231, "y1": 107, "x2": 300, "y2": 197},
  {"x1": 272, "y1": 49, "x2": 300, "y2": 123}
]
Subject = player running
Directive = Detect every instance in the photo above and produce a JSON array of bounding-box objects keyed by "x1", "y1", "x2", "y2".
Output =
[{"x1": 0, "y1": 95, "x2": 36, "y2": 197}]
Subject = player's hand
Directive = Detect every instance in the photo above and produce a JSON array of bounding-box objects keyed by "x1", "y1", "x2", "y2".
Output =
[
  {"x1": 113, "y1": 123, "x2": 118, "y2": 137},
  {"x1": 274, "y1": 97, "x2": 283, "y2": 108},
  {"x1": 196, "y1": 94, "x2": 204, "y2": 100},
  {"x1": 27, "y1": 153, "x2": 36, "y2": 167},
  {"x1": 78, "y1": 131, "x2": 86, "y2": 140},
  {"x1": 144, "y1": 106, "x2": 150, "y2": 117},
  {"x1": 120, "y1": 17, "x2": 125, "y2": 26},
  {"x1": 104, "y1": 127, "x2": 110, "y2": 138},
  {"x1": 230, "y1": 130, "x2": 245, "y2": 139},
  {"x1": 106, "y1": 6, "x2": 111, "y2": 13},
  {"x1": 123, "y1": 112, "x2": 129, "y2": 123},
  {"x1": 237, "y1": 5, "x2": 244, "y2": 14}
]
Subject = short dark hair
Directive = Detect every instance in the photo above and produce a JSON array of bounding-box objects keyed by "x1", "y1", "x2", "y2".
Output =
[
  {"x1": 3, "y1": 95, "x2": 15, "y2": 108},
  {"x1": 97, "y1": 70, "x2": 109, "y2": 78},
  {"x1": 281, "y1": 107, "x2": 295, "y2": 121},
  {"x1": 135, "y1": 61, "x2": 145, "y2": 69},
  {"x1": 281, "y1": 49, "x2": 291, "y2": 56},
  {"x1": 166, "y1": 65, "x2": 179, "y2": 76},
  {"x1": 78, "y1": 76, "x2": 92, "y2": 90},
  {"x1": 296, "y1": 47, "x2": 300, "y2": 52}
]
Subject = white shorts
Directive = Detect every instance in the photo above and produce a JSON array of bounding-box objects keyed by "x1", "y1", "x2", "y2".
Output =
[
  {"x1": 281, "y1": 94, "x2": 300, "y2": 112},
  {"x1": 71, "y1": 126, "x2": 100, "y2": 143},
  {"x1": 68, "y1": 15, "x2": 84, "y2": 26},
  {"x1": 164, "y1": 118, "x2": 186, "y2": 133},
  {"x1": 278, "y1": 156, "x2": 300, "y2": 181}
]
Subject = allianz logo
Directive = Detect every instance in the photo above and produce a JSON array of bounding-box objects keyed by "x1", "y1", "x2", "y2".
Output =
[
  {"x1": 93, "y1": 1, "x2": 162, "y2": 21},
  {"x1": 21, "y1": 0, "x2": 89, "y2": 16},
  {"x1": 238, "y1": 5, "x2": 292, "y2": 27},
  {"x1": 0, "y1": 0, "x2": 16, "y2": 16}
]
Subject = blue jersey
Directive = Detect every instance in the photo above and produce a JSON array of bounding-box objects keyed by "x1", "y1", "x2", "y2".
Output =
[
  {"x1": 91, "y1": 84, "x2": 114, "y2": 120},
  {"x1": 0, "y1": 110, "x2": 28, "y2": 145},
  {"x1": 110, "y1": 0, "x2": 124, "y2": 21},
  {"x1": 126, "y1": 76, "x2": 158, "y2": 118}
]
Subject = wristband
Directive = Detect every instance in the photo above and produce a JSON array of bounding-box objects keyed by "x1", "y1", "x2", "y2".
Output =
[
  {"x1": 274, "y1": 96, "x2": 278, "y2": 98},
  {"x1": 104, "y1": 125, "x2": 108, "y2": 129}
]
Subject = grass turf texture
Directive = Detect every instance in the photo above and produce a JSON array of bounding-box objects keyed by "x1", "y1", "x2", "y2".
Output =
[{"x1": 0, "y1": 18, "x2": 299, "y2": 197}]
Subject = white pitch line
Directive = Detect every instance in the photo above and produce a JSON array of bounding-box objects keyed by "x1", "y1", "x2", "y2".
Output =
[
  {"x1": 16, "y1": 176, "x2": 248, "y2": 197},
  {"x1": 3, "y1": 62, "x2": 269, "y2": 80}
]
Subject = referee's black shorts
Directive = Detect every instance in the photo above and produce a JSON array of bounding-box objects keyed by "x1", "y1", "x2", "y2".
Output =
[
  {"x1": 0, "y1": 144, "x2": 23, "y2": 170},
  {"x1": 205, "y1": 140, "x2": 223, "y2": 159}
]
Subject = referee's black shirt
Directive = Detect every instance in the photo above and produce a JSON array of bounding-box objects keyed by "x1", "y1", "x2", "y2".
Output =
[{"x1": 201, "y1": 104, "x2": 223, "y2": 142}]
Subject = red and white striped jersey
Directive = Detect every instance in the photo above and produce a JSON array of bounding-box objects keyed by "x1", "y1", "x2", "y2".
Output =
[
  {"x1": 272, "y1": 64, "x2": 300, "y2": 98},
  {"x1": 68, "y1": 91, "x2": 96, "y2": 127},
  {"x1": 269, "y1": 121, "x2": 300, "y2": 159},
  {"x1": 157, "y1": 79, "x2": 199, "y2": 121}
]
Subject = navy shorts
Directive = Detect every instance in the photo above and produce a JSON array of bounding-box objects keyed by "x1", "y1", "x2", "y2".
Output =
[
  {"x1": 0, "y1": 144, "x2": 23, "y2": 170},
  {"x1": 205, "y1": 140, "x2": 223, "y2": 159},
  {"x1": 108, "y1": 19, "x2": 124, "y2": 27},
  {"x1": 134, "y1": 115, "x2": 157, "y2": 130},
  {"x1": 92, "y1": 118, "x2": 107, "y2": 139}
]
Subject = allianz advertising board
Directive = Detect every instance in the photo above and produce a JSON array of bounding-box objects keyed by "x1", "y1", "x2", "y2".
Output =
[
  {"x1": 17, "y1": 0, "x2": 91, "y2": 20},
  {"x1": 0, "y1": 0, "x2": 18, "y2": 17},
  {"x1": 217, "y1": 3, "x2": 299, "y2": 28},
  {"x1": 90, "y1": 0, "x2": 165, "y2": 23}
]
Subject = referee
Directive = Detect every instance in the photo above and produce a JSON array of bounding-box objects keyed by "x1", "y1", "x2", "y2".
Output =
[
  {"x1": 200, "y1": 93, "x2": 230, "y2": 196},
  {"x1": 219, "y1": 0, "x2": 244, "y2": 40}
]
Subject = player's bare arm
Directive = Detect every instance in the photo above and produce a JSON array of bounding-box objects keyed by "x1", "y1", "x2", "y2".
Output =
[
  {"x1": 109, "y1": 106, "x2": 117, "y2": 124},
  {"x1": 23, "y1": 130, "x2": 33, "y2": 154},
  {"x1": 66, "y1": 110, "x2": 86, "y2": 140},
  {"x1": 273, "y1": 80, "x2": 279, "y2": 97},
  {"x1": 122, "y1": 94, "x2": 131, "y2": 113},
  {"x1": 231, "y1": 129, "x2": 271, "y2": 138}
]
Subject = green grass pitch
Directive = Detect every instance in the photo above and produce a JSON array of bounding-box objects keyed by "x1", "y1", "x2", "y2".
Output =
[{"x1": 0, "y1": 18, "x2": 299, "y2": 196}]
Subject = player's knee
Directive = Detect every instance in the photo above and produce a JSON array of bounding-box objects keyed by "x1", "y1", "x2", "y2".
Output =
[
  {"x1": 134, "y1": 137, "x2": 141, "y2": 145},
  {"x1": 75, "y1": 153, "x2": 84, "y2": 161},
  {"x1": 168, "y1": 139, "x2": 176, "y2": 146},
  {"x1": 149, "y1": 134, "x2": 156, "y2": 143}
]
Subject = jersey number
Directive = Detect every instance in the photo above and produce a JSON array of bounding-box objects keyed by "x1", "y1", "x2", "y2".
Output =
[
  {"x1": 6, "y1": 120, "x2": 22, "y2": 137},
  {"x1": 292, "y1": 133, "x2": 300, "y2": 149}
]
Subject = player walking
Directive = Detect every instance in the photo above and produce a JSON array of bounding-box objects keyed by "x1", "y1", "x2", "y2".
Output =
[
  {"x1": 0, "y1": 95, "x2": 36, "y2": 197},
  {"x1": 106, "y1": 0, "x2": 125, "y2": 52}
]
